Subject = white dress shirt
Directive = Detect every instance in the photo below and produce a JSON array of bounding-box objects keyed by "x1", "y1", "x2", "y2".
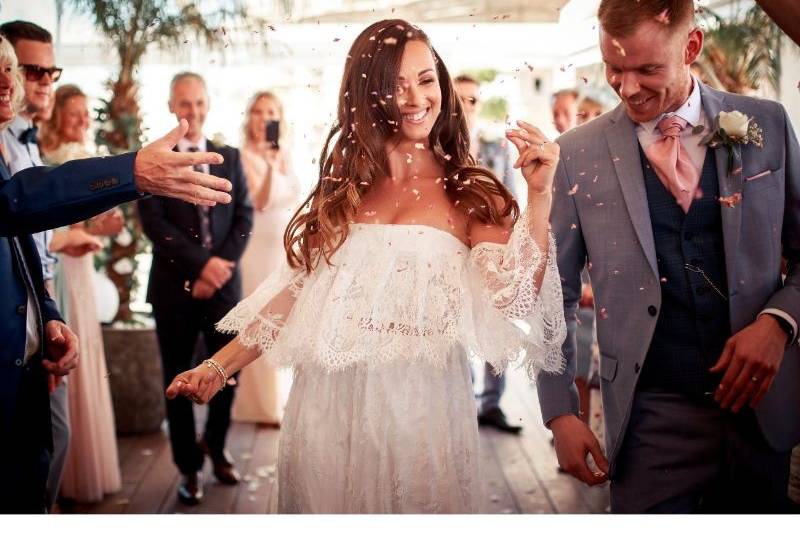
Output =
[
  {"x1": 1, "y1": 114, "x2": 57, "y2": 281},
  {"x1": 177, "y1": 136, "x2": 210, "y2": 174},
  {"x1": 1, "y1": 116, "x2": 49, "y2": 361}
]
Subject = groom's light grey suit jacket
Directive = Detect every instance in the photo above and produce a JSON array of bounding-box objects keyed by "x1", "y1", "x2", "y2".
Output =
[{"x1": 537, "y1": 83, "x2": 800, "y2": 471}]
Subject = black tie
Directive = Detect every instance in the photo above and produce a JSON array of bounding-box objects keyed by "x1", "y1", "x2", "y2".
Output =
[
  {"x1": 187, "y1": 146, "x2": 213, "y2": 249},
  {"x1": 18, "y1": 126, "x2": 38, "y2": 145}
]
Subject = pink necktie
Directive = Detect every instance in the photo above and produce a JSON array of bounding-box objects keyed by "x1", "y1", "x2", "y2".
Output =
[{"x1": 644, "y1": 116, "x2": 700, "y2": 213}]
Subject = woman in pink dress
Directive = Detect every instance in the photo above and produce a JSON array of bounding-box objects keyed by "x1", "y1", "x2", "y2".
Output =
[
  {"x1": 39, "y1": 84, "x2": 123, "y2": 503},
  {"x1": 231, "y1": 91, "x2": 300, "y2": 426}
]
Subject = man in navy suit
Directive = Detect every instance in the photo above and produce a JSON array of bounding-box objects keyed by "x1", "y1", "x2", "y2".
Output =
[
  {"x1": 138, "y1": 72, "x2": 253, "y2": 505},
  {"x1": 0, "y1": 42, "x2": 234, "y2": 508}
]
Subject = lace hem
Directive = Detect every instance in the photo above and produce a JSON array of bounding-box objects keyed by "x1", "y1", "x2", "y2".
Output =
[{"x1": 466, "y1": 209, "x2": 566, "y2": 379}]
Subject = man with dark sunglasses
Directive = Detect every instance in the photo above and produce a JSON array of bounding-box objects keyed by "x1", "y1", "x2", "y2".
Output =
[{"x1": 0, "y1": 19, "x2": 65, "y2": 512}]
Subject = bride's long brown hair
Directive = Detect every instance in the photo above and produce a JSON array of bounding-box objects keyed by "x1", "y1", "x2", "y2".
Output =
[{"x1": 285, "y1": 19, "x2": 519, "y2": 272}]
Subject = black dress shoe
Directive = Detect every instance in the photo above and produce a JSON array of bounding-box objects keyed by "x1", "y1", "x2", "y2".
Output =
[
  {"x1": 478, "y1": 407, "x2": 523, "y2": 434},
  {"x1": 178, "y1": 471, "x2": 204, "y2": 505},
  {"x1": 198, "y1": 439, "x2": 241, "y2": 485}
]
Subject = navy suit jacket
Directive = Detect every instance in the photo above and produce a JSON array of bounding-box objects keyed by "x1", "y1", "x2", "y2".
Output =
[
  {"x1": 0, "y1": 152, "x2": 142, "y2": 449},
  {"x1": 138, "y1": 140, "x2": 253, "y2": 312}
]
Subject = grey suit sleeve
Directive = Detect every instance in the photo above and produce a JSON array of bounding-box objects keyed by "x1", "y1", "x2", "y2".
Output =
[
  {"x1": 763, "y1": 105, "x2": 800, "y2": 342},
  {"x1": 536, "y1": 152, "x2": 583, "y2": 425}
]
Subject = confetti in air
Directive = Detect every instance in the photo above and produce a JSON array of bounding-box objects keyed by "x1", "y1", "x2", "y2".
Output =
[
  {"x1": 718, "y1": 193, "x2": 742, "y2": 208},
  {"x1": 611, "y1": 39, "x2": 626, "y2": 57}
]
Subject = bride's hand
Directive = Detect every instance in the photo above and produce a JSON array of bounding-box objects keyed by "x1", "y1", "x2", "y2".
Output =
[
  {"x1": 165, "y1": 363, "x2": 224, "y2": 405},
  {"x1": 505, "y1": 120, "x2": 559, "y2": 195}
]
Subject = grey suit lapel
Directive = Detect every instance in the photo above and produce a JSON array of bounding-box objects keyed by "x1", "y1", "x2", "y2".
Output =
[
  {"x1": 605, "y1": 105, "x2": 658, "y2": 277},
  {"x1": 700, "y1": 84, "x2": 742, "y2": 292}
]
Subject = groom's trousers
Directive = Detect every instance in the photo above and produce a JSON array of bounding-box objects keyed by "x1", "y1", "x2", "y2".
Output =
[
  {"x1": 154, "y1": 300, "x2": 238, "y2": 475},
  {"x1": 610, "y1": 389, "x2": 792, "y2": 513}
]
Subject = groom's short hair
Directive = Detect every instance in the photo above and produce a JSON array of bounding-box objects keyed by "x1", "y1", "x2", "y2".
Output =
[{"x1": 598, "y1": 0, "x2": 696, "y2": 38}]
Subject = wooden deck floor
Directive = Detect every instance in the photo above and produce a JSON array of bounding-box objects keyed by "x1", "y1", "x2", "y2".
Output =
[{"x1": 63, "y1": 368, "x2": 609, "y2": 514}]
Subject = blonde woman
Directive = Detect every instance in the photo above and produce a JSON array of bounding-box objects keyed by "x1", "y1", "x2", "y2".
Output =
[
  {"x1": 232, "y1": 91, "x2": 300, "y2": 427},
  {"x1": 39, "y1": 84, "x2": 123, "y2": 504},
  {"x1": 167, "y1": 20, "x2": 566, "y2": 513}
]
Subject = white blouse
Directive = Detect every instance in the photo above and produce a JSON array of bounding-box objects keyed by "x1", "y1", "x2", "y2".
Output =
[{"x1": 217, "y1": 209, "x2": 567, "y2": 378}]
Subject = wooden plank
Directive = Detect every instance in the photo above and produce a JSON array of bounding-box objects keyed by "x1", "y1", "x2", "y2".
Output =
[
  {"x1": 232, "y1": 425, "x2": 281, "y2": 514},
  {"x1": 125, "y1": 431, "x2": 180, "y2": 514},
  {"x1": 477, "y1": 429, "x2": 518, "y2": 513},
  {"x1": 505, "y1": 370, "x2": 608, "y2": 513},
  {"x1": 119, "y1": 431, "x2": 168, "y2": 486},
  {"x1": 484, "y1": 428, "x2": 553, "y2": 513},
  {"x1": 186, "y1": 422, "x2": 257, "y2": 514}
]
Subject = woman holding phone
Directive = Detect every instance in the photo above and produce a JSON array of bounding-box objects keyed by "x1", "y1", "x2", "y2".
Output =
[{"x1": 233, "y1": 91, "x2": 300, "y2": 427}]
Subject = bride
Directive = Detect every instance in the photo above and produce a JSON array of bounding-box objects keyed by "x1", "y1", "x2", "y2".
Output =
[{"x1": 166, "y1": 19, "x2": 566, "y2": 513}]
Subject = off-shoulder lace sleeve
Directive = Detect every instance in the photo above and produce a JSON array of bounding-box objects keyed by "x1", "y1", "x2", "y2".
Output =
[
  {"x1": 466, "y1": 209, "x2": 566, "y2": 379},
  {"x1": 216, "y1": 260, "x2": 305, "y2": 360}
]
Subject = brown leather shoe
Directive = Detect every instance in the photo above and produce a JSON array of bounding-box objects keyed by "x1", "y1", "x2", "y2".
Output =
[
  {"x1": 213, "y1": 460, "x2": 242, "y2": 485},
  {"x1": 178, "y1": 471, "x2": 204, "y2": 505},
  {"x1": 198, "y1": 439, "x2": 241, "y2": 485}
]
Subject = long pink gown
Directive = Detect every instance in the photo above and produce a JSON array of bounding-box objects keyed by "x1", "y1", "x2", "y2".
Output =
[
  {"x1": 45, "y1": 142, "x2": 121, "y2": 503},
  {"x1": 231, "y1": 145, "x2": 300, "y2": 424}
]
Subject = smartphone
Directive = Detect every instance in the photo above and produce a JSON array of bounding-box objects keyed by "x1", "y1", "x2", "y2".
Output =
[{"x1": 265, "y1": 120, "x2": 280, "y2": 149}]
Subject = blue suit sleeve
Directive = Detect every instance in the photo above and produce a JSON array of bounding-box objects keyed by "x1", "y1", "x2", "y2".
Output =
[
  {"x1": 41, "y1": 292, "x2": 62, "y2": 324},
  {"x1": 0, "y1": 152, "x2": 143, "y2": 236}
]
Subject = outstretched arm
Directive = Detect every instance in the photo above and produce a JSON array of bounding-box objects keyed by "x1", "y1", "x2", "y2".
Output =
[
  {"x1": 166, "y1": 261, "x2": 304, "y2": 404},
  {"x1": 0, "y1": 120, "x2": 232, "y2": 236}
]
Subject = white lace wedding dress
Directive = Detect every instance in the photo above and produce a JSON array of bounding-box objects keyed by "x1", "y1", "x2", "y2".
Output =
[{"x1": 217, "y1": 211, "x2": 566, "y2": 513}]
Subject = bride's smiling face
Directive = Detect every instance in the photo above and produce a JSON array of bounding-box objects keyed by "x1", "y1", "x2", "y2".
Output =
[{"x1": 394, "y1": 40, "x2": 441, "y2": 144}]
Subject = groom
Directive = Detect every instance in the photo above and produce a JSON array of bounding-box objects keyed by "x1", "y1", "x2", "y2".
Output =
[{"x1": 538, "y1": 0, "x2": 800, "y2": 512}]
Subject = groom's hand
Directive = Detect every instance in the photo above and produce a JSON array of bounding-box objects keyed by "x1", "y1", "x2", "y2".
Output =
[
  {"x1": 711, "y1": 314, "x2": 788, "y2": 413},
  {"x1": 550, "y1": 414, "x2": 609, "y2": 486}
]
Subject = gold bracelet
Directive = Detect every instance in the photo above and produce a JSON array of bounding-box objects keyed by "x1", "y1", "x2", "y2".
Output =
[{"x1": 203, "y1": 359, "x2": 228, "y2": 389}]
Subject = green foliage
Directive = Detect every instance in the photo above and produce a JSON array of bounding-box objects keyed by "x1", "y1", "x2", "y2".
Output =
[
  {"x1": 696, "y1": 3, "x2": 782, "y2": 94},
  {"x1": 63, "y1": 0, "x2": 251, "y2": 67},
  {"x1": 458, "y1": 68, "x2": 499, "y2": 84},
  {"x1": 480, "y1": 96, "x2": 508, "y2": 122},
  {"x1": 58, "y1": 1, "x2": 260, "y2": 321}
]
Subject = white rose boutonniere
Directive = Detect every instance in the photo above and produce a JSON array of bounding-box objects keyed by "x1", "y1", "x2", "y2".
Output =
[
  {"x1": 698, "y1": 110, "x2": 763, "y2": 178},
  {"x1": 211, "y1": 132, "x2": 227, "y2": 146},
  {"x1": 718, "y1": 110, "x2": 749, "y2": 139}
]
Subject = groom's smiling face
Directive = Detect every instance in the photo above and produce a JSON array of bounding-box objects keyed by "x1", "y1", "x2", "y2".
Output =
[{"x1": 601, "y1": 19, "x2": 703, "y2": 124}]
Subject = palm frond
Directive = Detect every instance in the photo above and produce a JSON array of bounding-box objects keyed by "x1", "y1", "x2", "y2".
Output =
[{"x1": 696, "y1": 4, "x2": 782, "y2": 95}]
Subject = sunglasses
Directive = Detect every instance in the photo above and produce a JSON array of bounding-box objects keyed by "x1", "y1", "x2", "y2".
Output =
[{"x1": 20, "y1": 64, "x2": 63, "y2": 83}]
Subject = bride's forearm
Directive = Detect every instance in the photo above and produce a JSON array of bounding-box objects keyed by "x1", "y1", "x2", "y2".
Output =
[
  {"x1": 210, "y1": 336, "x2": 261, "y2": 376},
  {"x1": 525, "y1": 189, "x2": 554, "y2": 290},
  {"x1": 525, "y1": 189, "x2": 553, "y2": 253}
]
